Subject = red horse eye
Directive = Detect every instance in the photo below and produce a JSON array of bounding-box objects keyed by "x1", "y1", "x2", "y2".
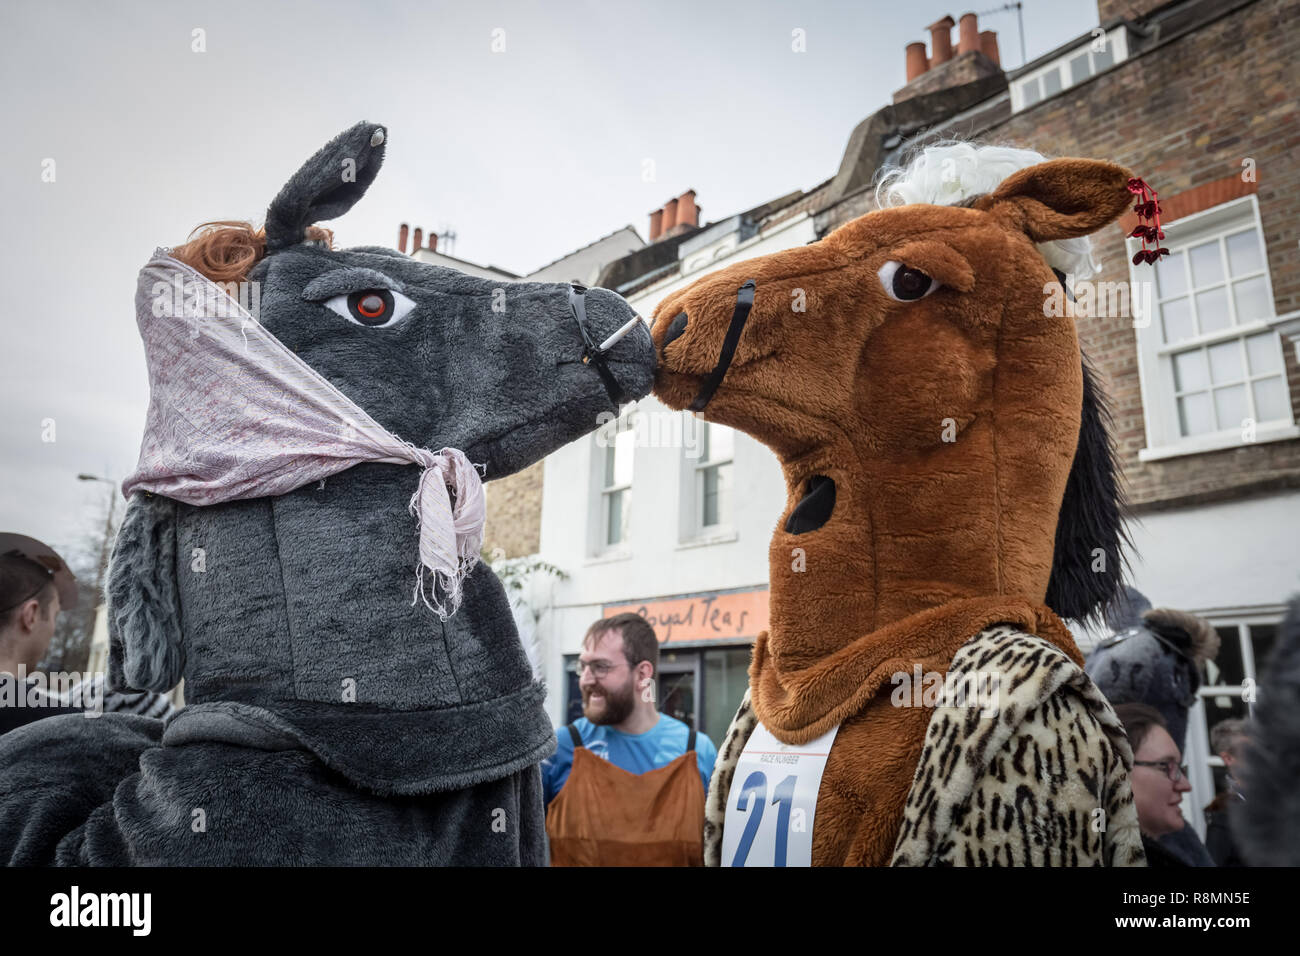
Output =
[{"x1": 347, "y1": 290, "x2": 394, "y2": 325}]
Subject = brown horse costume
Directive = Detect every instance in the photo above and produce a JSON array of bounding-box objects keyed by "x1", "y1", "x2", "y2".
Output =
[{"x1": 651, "y1": 158, "x2": 1149, "y2": 866}]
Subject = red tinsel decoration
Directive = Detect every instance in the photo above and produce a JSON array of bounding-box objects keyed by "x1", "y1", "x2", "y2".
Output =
[{"x1": 1126, "y1": 177, "x2": 1169, "y2": 266}]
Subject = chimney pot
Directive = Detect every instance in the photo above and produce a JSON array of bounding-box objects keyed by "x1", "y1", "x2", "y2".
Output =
[
  {"x1": 905, "y1": 41, "x2": 929, "y2": 81},
  {"x1": 662, "y1": 197, "x2": 679, "y2": 233},
  {"x1": 927, "y1": 15, "x2": 955, "y2": 66},
  {"x1": 428, "y1": 231, "x2": 438, "y2": 252},
  {"x1": 412, "y1": 227, "x2": 423, "y2": 252},
  {"x1": 958, "y1": 13, "x2": 979, "y2": 54},
  {"x1": 648, "y1": 208, "x2": 664, "y2": 241},
  {"x1": 398, "y1": 223, "x2": 409, "y2": 254},
  {"x1": 676, "y1": 189, "x2": 698, "y2": 229},
  {"x1": 979, "y1": 30, "x2": 1000, "y2": 67}
]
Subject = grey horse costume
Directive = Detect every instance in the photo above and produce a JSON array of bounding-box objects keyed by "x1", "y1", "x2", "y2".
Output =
[
  {"x1": 0, "y1": 122, "x2": 655, "y2": 865},
  {"x1": 1086, "y1": 586, "x2": 1219, "y2": 752}
]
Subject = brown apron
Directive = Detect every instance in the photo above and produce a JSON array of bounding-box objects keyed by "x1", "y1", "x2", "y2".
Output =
[{"x1": 546, "y1": 723, "x2": 705, "y2": 866}]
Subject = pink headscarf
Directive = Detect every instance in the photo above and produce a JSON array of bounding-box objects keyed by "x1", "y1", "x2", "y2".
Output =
[{"x1": 122, "y1": 250, "x2": 486, "y2": 619}]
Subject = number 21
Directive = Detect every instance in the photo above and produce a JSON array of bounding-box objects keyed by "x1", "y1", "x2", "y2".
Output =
[{"x1": 729, "y1": 770, "x2": 796, "y2": 866}]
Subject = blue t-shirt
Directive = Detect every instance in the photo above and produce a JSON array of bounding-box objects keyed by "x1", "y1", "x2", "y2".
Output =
[{"x1": 542, "y1": 714, "x2": 717, "y2": 804}]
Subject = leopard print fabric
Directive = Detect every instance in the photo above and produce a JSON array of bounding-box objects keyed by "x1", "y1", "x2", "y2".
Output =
[
  {"x1": 703, "y1": 689, "x2": 758, "y2": 867},
  {"x1": 703, "y1": 624, "x2": 1147, "y2": 867}
]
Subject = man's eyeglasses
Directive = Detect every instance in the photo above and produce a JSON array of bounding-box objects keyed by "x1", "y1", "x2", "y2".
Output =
[
  {"x1": 1134, "y1": 759, "x2": 1189, "y2": 782},
  {"x1": 569, "y1": 659, "x2": 618, "y2": 679}
]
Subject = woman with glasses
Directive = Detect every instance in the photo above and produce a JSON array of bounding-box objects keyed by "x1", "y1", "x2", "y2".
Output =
[{"x1": 1112, "y1": 702, "x2": 1202, "y2": 867}]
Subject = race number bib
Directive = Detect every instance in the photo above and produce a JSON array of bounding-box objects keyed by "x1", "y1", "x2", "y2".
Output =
[{"x1": 721, "y1": 720, "x2": 841, "y2": 867}]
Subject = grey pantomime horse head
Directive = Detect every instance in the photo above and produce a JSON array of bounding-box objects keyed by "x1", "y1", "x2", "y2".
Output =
[
  {"x1": 107, "y1": 121, "x2": 655, "y2": 801},
  {"x1": 252, "y1": 120, "x2": 653, "y2": 476}
]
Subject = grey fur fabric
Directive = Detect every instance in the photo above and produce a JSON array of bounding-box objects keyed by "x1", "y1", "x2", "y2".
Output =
[
  {"x1": 0, "y1": 121, "x2": 654, "y2": 866},
  {"x1": 1233, "y1": 594, "x2": 1300, "y2": 866},
  {"x1": 106, "y1": 491, "x2": 182, "y2": 693},
  {"x1": 0, "y1": 711, "x2": 547, "y2": 865}
]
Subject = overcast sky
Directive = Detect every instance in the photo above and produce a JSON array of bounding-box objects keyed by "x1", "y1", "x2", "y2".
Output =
[{"x1": 0, "y1": 0, "x2": 1100, "y2": 559}]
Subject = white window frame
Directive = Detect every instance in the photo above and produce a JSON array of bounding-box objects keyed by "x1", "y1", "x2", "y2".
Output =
[
  {"x1": 592, "y1": 409, "x2": 636, "y2": 556},
  {"x1": 674, "y1": 413, "x2": 739, "y2": 547},
  {"x1": 1010, "y1": 26, "x2": 1128, "y2": 112},
  {"x1": 1128, "y1": 194, "x2": 1299, "y2": 461},
  {"x1": 694, "y1": 421, "x2": 735, "y2": 536}
]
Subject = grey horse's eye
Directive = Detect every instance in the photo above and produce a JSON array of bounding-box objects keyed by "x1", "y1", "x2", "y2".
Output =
[
  {"x1": 877, "y1": 261, "x2": 940, "y2": 302},
  {"x1": 323, "y1": 289, "x2": 418, "y2": 328}
]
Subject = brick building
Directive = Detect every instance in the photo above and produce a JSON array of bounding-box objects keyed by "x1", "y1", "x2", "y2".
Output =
[
  {"x1": 536, "y1": 0, "x2": 1299, "y2": 833},
  {"x1": 850, "y1": 0, "x2": 1300, "y2": 826}
]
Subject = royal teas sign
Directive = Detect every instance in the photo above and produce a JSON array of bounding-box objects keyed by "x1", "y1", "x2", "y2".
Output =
[{"x1": 604, "y1": 589, "x2": 769, "y2": 643}]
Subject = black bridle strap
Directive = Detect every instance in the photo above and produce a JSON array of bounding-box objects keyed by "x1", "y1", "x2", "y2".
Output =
[
  {"x1": 688, "y1": 279, "x2": 756, "y2": 413},
  {"x1": 569, "y1": 284, "x2": 623, "y2": 404}
]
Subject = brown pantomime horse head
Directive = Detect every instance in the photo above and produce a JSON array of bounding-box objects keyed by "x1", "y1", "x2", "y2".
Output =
[{"x1": 651, "y1": 159, "x2": 1137, "y2": 668}]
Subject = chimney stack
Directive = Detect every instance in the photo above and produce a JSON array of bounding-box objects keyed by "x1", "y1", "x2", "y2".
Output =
[
  {"x1": 648, "y1": 191, "x2": 702, "y2": 241},
  {"x1": 398, "y1": 223, "x2": 409, "y2": 254},
  {"x1": 927, "y1": 15, "x2": 955, "y2": 66},
  {"x1": 896, "y1": 12, "x2": 1002, "y2": 104}
]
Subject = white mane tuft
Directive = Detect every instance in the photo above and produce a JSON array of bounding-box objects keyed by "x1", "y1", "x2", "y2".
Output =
[{"x1": 873, "y1": 141, "x2": 1101, "y2": 279}]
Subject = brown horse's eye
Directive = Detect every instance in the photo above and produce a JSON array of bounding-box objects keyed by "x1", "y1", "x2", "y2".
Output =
[
  {"x1": 894, "y1": 268, "x2": 932, "y2": 299},
  {"x1": 878, "y1": 260, "x2": 940, "y2": 302}
]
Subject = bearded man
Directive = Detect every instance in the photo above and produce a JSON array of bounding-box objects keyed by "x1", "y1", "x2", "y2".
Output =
[{"x1": 542, "y1": 613, "x2": 717, "y2": 865}]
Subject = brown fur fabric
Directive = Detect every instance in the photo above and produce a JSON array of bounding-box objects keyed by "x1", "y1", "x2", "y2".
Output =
[
  {"x1": 651, "y1": 158, "x2": 1138, "y2": 865},
  {"x1": 1143, "y1": 606, "x2": 1221, "y2": 666}
]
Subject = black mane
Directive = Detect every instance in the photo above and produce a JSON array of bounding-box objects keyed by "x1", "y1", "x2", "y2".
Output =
[{"x1": 1045, "y1": 354, "x2": 1134, "y2": 624}]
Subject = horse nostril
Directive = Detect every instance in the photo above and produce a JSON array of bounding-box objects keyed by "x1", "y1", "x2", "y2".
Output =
[{"x1": 662, "y1": 312, "x2": 688, "y2": 350}]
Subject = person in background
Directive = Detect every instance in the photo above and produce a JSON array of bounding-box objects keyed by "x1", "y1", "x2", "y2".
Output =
[
  {"x1": 1112, "y1": 702, "x2": 1203, "y2": 867},
  {"x1": 0, "y1": 533, "x2": 175, "y2": 735},
  {"x1": 0, "y1": 536, "x2": 85, "y2": 734},
  {"x1": 543, "y1": 612, "x2": 717, "y2": 866},
  {"x1": 1088, "y1": 587, "x2": 1217, "y2": 866},
  {"x1": 1204, "y1": 717, "x2": 1248, "y2": 866}
]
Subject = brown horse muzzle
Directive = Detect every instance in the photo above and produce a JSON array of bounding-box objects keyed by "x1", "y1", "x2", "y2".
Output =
[{"x1": 662, "y1": 278, "x2": 756, "y2": 412}]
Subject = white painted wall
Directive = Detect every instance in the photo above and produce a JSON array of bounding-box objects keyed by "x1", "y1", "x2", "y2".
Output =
[{"x1": 1124, "y1": 491, "x2": 1300, "y2": 615}]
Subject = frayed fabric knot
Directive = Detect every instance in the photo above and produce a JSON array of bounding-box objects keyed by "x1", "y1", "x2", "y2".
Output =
[{"x1": 407, "y1": 448, "x2": 486, "y2": 620}]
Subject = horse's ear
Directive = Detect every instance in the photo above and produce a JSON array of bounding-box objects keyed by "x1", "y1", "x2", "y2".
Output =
[
  {"x1": 975, "y1": 158, "x2": 1134, "y2": 243},
  {"x1": 264, "y1": 121, "x2": 387, "y2": 253}
]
